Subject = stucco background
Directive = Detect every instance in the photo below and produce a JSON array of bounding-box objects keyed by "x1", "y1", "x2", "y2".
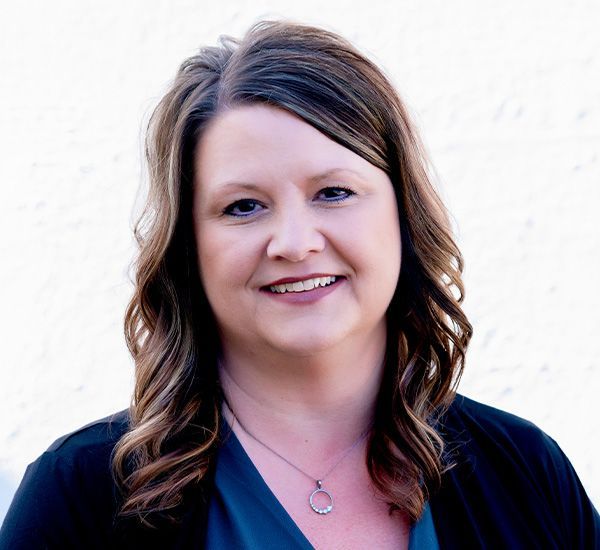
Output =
[{"x1": 1, "y1": 0, "x2": 598, "y2": 522}]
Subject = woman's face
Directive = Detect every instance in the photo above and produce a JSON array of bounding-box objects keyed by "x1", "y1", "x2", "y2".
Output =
[{"x1": 192, "y1": 104, "x2": 401, "y2": 358}]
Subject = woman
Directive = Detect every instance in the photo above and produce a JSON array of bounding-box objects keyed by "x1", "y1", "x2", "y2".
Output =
[{"x1": 1, "y1": 19, "x2": 598, "y2": 549}]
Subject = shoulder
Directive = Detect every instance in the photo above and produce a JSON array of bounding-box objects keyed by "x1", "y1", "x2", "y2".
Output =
[
  {"x1": 441, "y1": 392, "x2": 594, "y2": 492},
  {"x1": 36, "y1": 409, "x2": 130, "y2": 493},
  {"x1": 431, "y1": 394, "x2": 600, "y2": 548},
  {"x1": 45, "y1": 409, "x2": 130, "y2": 461},
  {"x1": 441, "y1": 393, "x2": 550, "y2": 451},
  {"x1": 0, "y1": 410, "x2": 130, "y2": 549},
  {"x1": 440, "y1": 393, "x2": 576, "y2": 482},
  {"x1": 447, "y1": 394, "x2": 539, "y2": 432},
  {"x1": 444, "y1": 392, "x2": 538, "y2": 430}
]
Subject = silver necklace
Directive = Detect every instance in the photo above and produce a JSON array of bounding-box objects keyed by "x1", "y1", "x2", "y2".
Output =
[{"x1": 223, "y1": 400, "x2": 370, "y2": 515}]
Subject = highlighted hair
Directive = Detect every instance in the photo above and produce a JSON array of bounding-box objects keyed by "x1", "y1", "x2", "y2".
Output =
[{"x1": 112, "y1": 19, "x2": 472, "y2": 526}]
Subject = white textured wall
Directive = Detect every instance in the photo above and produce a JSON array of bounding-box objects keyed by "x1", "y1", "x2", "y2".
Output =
[{"x1": 1, "y1": 0, "x2": 598, "y2": 521}]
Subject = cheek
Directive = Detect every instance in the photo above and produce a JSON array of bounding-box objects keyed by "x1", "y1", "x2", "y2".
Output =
[
  {"x1": 358, "y1": 200, "x2": 402, "y2": 298},
  {"x1": 195, "y1": 224, "x2": 260, "y2": 295},
  {"x1": 195, "y1": 224, "x2": 232, "y2": 300},
  {"x1": 346, "y1": 200, "x2": 401, "y2": 264},
  {"x1": 377, "y1": 192, "x2": 402, "y2": 261}
]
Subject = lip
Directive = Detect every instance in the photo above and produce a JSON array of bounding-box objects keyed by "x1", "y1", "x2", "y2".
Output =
[
  {"x1": 262, "y1": 273, "x2": 342, "y2": 287},
  {"x1": 260, "y1": 276, "x2": 345, "y2": 304}
]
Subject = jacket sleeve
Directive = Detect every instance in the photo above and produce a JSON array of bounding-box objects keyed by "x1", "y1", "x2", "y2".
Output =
[
  {"x1": 431, "y1": 396, "x2": 600, "y2": 549},
  {"x1": 0, "y1": 414, "x2": 126, "y2": 550},
  {"x1": 538, "y1": 431, "x2": 599, "y2": 549},
  {"x1": 0, "y1": 450, "x2": 112, "y2": 550}
]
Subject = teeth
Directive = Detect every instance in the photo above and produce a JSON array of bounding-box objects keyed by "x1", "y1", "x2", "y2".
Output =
[{"x1": 270, "y1": 276, "x2": 337, "y2": 294}]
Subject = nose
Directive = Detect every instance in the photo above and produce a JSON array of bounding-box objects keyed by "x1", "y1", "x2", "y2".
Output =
[{"x1": 266, "y1": 204, "x2": 326, "y2": 262}]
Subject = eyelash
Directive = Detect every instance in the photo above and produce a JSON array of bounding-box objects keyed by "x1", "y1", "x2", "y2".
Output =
[{"x1": 222, "y1": 186, "x2": 356, "y2": 218}]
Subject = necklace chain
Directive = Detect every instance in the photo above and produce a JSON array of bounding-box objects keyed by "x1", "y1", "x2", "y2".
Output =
[{"x1": 223, "y1": 399, "x2": 370, "y2": 514}]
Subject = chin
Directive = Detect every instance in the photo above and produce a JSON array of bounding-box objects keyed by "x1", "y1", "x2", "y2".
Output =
[{"x1": 265, "y1": 332, "x2": 348, "y2": 358}]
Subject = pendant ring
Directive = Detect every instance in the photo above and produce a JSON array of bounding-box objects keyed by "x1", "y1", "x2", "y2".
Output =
[{"x1": 309, "y1": 486, "x2": 333, "y2": 515}]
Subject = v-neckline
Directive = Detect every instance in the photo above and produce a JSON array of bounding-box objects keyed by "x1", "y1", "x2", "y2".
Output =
[
  {"x1": 221, "y1": 420, "x2": 315, "y2": 548},
  {"x1": 219, "y1": 420, "x2": 438, "y2": 550}
]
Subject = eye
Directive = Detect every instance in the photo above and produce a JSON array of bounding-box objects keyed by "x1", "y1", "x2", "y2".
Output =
[
  {"x1": 316, "y1": 186, "x2": 356, "y2": 202},
  {"x1": 222, "y1": 199, "x2": 264, "y2": 217}
]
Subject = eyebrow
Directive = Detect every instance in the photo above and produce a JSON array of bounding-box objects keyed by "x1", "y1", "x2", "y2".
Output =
[{"x1": 216, "y1": 168, "x2": 363, "y2": 191}]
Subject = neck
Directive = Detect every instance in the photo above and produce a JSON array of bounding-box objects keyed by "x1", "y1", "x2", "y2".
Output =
[{"x1": 218, "y1": 325, "x2": 387, "y2": 451}]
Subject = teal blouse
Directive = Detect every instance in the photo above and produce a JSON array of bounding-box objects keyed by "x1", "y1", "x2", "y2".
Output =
[{"x1": 205, "y1": 426, "x2": 439, "y2": 549}]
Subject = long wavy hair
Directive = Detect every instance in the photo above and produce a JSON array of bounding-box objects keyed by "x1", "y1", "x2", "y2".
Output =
[{"x1": 112, "y1": 19, "x2": 473, "y2": 526}]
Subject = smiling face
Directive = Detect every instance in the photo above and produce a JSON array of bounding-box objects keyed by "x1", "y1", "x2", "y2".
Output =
[{"x1": 192, "y1": 104, "x2": 401, "y2": 360}]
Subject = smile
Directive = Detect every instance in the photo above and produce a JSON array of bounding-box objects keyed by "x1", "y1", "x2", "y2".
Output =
[{"x1": 269, "y1": 276, "x2": 339, "y2": 294}]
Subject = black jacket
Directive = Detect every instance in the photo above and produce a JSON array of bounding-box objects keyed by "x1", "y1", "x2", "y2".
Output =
[{"x1": 1, "y1": 394, "x2": 598, "y2": 549}]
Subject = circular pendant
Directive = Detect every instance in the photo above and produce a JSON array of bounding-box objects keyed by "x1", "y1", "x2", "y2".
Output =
[{"x1": 309, "y1": 480, "x2": 333, "y2": 515}]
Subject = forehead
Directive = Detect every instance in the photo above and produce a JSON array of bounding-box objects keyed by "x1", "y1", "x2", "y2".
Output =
[{"x1": 193, "y1": 104, "x2": 385, "y2": 192}]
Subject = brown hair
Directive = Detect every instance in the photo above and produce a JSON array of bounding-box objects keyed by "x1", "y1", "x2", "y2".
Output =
[{"x1": 112, "y1": 19, "x2": 472, "y2": 526}]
